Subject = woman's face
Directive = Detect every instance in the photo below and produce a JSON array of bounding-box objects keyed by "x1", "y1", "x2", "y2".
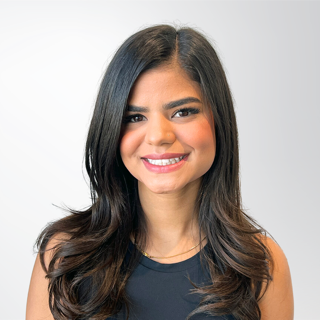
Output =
[{"x1": 120, "y1": 63, "x2": 216, "y2": 195}]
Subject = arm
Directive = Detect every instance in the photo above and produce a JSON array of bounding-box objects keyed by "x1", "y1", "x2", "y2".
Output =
[
  {"x1": 259, "y1": 237, "x2": 294, "y2": 320},
  {"x1": 26, "y1": 253, "x2": 54, "y2": 320},
  {"x1": 26, "y1": 236, "x2": 63, "y2": 320}
]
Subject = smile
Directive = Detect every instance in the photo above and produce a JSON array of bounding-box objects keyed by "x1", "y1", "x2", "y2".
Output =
[{"x1": 144, "y1": 155, "x2": 186, "y2": 166}]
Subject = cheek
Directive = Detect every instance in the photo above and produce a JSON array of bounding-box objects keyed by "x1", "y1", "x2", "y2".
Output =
[
  {"x1": 119, "y1": 130, "x2": 141, "y2": 161},
  {"x1": 180, "y1": 119, "x2": 216, "y2": 154}
]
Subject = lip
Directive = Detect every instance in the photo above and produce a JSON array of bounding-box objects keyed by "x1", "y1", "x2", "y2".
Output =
[
  {"x1": 141, "y1": 153, "x2": 188, "y2": 160},
  {"x1": 142, "y1": 154, "x2": 189, "y2": 173}
]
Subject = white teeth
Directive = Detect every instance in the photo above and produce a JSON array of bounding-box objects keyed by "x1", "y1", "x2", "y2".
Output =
[{"x1": 146, "y1": 155, "x2": 185, "y2": 166}]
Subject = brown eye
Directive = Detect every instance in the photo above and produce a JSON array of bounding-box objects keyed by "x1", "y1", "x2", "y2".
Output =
[
  {"x1": 123, "y1": 114, "x2": 146, "y2": 124},
  {"x1": 173, "y1": 107, "x2": 200, "y2": 118},
  {"x1": 130, "y1": 115, "x2": 144, "y2": 122},
  {"x1": 176, "y1": 110, "x2": 190, "y2": 117}
]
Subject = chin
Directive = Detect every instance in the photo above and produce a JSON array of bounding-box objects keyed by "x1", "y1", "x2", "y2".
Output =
[
  {"x1": 140, "y1": 181, "x2": 184, "y2": 195},
  {"x1": 147, "y1": 186, "x2": 180, "y2": 195}
]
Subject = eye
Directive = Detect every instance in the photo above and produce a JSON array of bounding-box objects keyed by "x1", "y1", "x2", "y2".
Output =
[
  {"x1": 173, "y1": 107, "x2": 200, "y2": 118},
  {"x1": 123, "y1": 114, "x2": 146, "y2": 124}
]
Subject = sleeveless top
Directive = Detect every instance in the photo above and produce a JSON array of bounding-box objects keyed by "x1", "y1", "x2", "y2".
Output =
[{"x1": 107, "y1": 242, "x2": 235, "y2": 320}]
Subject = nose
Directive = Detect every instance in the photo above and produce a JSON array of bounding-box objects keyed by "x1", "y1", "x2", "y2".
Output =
[{"x1": 144, "y1": 114, "x2": 176, "y2": 146}]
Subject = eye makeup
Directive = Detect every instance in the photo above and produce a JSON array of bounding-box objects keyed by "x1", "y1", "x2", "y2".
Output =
[{"x1": 123, "y1": 107, "x2": 200, "y2": 124}]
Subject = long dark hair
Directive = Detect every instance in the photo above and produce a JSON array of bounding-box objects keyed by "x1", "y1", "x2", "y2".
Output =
[{"x1": 37, "y1": 24, "x2": 273, "y2": 320}]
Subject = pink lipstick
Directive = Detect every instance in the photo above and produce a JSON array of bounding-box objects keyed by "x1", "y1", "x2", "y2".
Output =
[{"x1": 141, "y1": 153, "x2": 189, "y2": 173}]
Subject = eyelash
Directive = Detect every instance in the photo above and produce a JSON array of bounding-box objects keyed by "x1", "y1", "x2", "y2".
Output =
[{"x1": 122, "y1": 107, "x2": 200, "y2": 124}]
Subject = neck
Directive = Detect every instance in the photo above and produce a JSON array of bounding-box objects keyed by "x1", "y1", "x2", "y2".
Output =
[{"x1": 136, "y1": 179, "x2": 205, "y2": 263}]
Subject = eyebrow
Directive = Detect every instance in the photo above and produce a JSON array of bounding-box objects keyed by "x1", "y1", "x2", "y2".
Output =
[{"x1": 126, "y1": 97, "x2": 201, "y2": 112}]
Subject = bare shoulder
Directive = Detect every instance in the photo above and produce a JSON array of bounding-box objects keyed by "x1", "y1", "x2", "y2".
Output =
[
  {"x1": 26, "y1": 233, "x2": 68, "y2": 320},
  {"x1": 258, "y1": 235, "x2": 294, "y2": 320}
]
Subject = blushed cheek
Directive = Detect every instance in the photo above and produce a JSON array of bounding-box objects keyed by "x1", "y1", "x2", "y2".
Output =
[
  {"x1": 201, "y1": 116, "x2": 216, "y2": 154},
  {"x1": 119, "y1": 131, "x2": 140, "y2": 162},
  {"x1": 193, "y1": 121, "x2": 216, "y2": 170},
  {"x1": 182, "y1": 120, "x2": 216, "y2": 153}
]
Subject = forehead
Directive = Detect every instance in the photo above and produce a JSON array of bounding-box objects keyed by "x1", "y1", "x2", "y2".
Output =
[{"x1": 128, "y1": 64, "x2": 202, "y2": 106}]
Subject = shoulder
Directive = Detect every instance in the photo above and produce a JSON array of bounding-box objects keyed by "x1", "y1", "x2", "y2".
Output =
[
  {"x1": 26, "y1": 233, "x2": 68, "y2": 320},
  {"x1": 43, "y1": 232, "x2": 69, "y2": 267},
  {"x1": 258, "y1": 235, "x2": 294, "y2": 320}
]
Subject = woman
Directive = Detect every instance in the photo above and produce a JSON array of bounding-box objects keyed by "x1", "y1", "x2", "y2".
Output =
[{"x1": 26, "y1": 25, "x2": 293, "y2": 320}]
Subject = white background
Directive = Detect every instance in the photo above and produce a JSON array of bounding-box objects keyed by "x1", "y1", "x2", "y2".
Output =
[{"x1": 1, "y1": 1, "x2": 319, "y2": 319}]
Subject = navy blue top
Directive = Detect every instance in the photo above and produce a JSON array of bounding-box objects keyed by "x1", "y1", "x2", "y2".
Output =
[{"x1": 109, "y1": 242, "x2": 235, "y2": 320}]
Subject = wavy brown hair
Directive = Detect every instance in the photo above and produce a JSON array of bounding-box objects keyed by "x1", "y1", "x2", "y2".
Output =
[{"x1": 37, "y1": 24, "x2": 273, "y2": 320}]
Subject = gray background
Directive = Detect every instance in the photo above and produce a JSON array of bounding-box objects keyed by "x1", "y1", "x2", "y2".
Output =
[{"x1": 0, "y1": 1, "x2": 319, "y2": 319}]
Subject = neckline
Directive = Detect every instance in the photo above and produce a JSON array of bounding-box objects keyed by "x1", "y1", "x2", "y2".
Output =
[{"x1": 136, "y1": 242, "x2": 208, "y2": 273}]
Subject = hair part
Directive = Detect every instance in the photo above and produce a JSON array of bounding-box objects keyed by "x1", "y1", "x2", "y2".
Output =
[{"x1": 37, "y1": 24, "x2": 273, "y2": 320}]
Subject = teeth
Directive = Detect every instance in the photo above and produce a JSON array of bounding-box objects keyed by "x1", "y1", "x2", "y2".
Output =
[{"x1": 146, "y1": 155, "x2": 185, "y2": 166}]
